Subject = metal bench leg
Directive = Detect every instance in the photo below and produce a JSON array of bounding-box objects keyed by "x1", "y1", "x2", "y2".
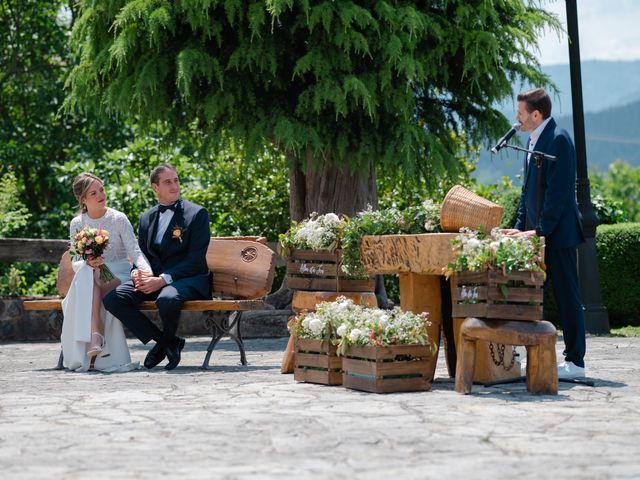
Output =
[
  {"x1": 201, "y1": 317, "x2": 225, "y2": 369},
  {"x1": 228, "y1": 311, "x2": 247, "y2": 366},
  {"x1": 56, "y1": 349, "x2": 64, "y2": 370}
]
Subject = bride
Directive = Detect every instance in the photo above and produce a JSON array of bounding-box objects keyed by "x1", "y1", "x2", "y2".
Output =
[{"x1": 61, "y1": 172, "x2": 152, "y2": 372}]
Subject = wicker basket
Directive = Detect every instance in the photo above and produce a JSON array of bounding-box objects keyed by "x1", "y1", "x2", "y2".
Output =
[{"x1": 440, "y1": 185, "x2": 503, "y2": 233}]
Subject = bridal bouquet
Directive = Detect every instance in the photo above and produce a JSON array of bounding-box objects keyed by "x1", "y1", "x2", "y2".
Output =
[{"x1": 70, "y1": 226, "x2": 115, "y2": 282}]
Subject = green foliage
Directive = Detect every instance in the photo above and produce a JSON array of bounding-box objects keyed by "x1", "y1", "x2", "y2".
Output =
[
  {"x1": 0, "y1": 265, "x2": 25, "y2": 296},
  {"x1": 0, "y1": 1, "x2": 132, "y2": 238},
  {"x1": 0, "y1": 170, "x2": 31, "y2": 236},
  {"x1": 65, "y1": 0, "x2": 558, "y2": 180},
  {"x1": 595, "y1": 223, "x2": 640, "y2": 326},
  {"x1": 590, "y1": 193, "x2": 628, "y2": 225},
  {"x1": 341, "y1": 202, "x2": 440, "y2": 278},
  {"x1": 590, "y1": 161, "x2": 640, "y2": 222}
]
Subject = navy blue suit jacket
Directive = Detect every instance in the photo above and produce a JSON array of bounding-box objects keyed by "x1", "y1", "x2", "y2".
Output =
[
  {"x1": 138, "y1": 199, "x2": 211, "y2": 298},
  {"x1": 514, "y1": 118, "x2": 585, "y2": 249}
]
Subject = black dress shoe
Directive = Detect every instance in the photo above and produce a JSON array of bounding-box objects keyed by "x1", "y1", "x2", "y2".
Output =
[
  {"x1": 144, "y1": 342, "x2": 166, "y2": 369},
  {"x1": 165, "y1": 337, "x2": 185, "y2": 370}
]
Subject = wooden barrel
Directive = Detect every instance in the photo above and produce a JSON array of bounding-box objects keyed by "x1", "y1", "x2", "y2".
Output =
[{"x1": 280, "y1": 290, "x2": 378, "y2": 374}]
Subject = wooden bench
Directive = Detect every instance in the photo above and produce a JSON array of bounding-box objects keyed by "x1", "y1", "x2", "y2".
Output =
[{"x1": 23, "y1": 236, "x2": 277, "y2": 369}]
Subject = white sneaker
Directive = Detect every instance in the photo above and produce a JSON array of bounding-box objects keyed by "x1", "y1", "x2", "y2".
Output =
[{"x1": 557, "y1": 361, "x2": 586, "y2": 379}]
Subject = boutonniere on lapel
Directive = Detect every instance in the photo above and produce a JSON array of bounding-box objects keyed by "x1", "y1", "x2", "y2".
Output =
[{"x1": 172, "y1": 226, "x2": 185, "y2": 243}]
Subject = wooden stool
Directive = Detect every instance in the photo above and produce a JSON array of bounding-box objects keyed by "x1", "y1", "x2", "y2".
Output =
[{"x1": 455, "y1": 317, "x2": 558, "y2": 395}]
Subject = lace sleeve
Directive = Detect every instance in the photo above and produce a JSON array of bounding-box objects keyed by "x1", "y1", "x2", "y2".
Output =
[
  {"x1": 69, "y1": 216, "x2": 85, "y2": 273},
  {"x1": 116, "y1": 211, "x2": 151, "y2": 272}
]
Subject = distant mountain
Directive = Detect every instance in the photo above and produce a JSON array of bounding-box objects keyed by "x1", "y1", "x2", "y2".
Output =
[
  {"x1": 496, "y1": 60, "x2": 640, "y2": 116},
  {"x1": 475, "y1": 60, "x2": 640, "y2": 183}
]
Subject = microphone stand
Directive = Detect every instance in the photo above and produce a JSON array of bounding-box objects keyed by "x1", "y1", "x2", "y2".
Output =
[{"x1": 483, "y1": 144, "x2": 594, "y2": 389}]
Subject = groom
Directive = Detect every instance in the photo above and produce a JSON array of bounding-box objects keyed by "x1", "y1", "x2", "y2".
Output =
[{"x1": 104, "y1": 164, "x2": 211, "y2": 370}]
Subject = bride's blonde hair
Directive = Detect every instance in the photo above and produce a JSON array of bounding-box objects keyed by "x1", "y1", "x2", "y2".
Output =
[{"x1": 72, "y1": 173, "x2": 103, "y2": 213}]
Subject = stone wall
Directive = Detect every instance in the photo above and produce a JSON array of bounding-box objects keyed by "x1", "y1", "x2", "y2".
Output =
[{"x1": 0, "y1": 296, "x2": 291, "y2": 342}]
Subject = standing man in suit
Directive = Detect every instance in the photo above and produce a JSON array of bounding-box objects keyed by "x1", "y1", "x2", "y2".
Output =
[
  {"x1": 501, "y1": 88, "x2": 586, "y2": 378},
  {"x1": 104, "y1": 164, "x2": 211, "y2": 370}
]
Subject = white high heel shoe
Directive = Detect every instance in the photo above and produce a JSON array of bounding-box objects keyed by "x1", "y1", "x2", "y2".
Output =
[{"x1": 87, "y1": 332, "x2": 105, "y2": 359}]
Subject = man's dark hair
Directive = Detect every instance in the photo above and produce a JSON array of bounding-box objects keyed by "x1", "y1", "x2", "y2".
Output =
[
  {"x1": 517, "y1": 88, "x2": 552, "y2": 119},
  {"x1": 150, "y1": 164, "x2": 178, "y2": 185}
]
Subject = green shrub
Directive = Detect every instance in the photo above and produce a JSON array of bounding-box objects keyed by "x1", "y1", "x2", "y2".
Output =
[{"x1": 596, "y1": 223, "x2": 640, "y2": 326}]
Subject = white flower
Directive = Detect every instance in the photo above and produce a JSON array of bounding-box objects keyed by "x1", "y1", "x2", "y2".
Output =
[
  {"x1": 349, "y1": 328, "x2": 363, "y2": 342},
  {"x1": 336, "y1": 324, "x2": 347, "y2": 337},
  {"x1": 301, "y1": 317, "x2": 311, "y2": 330},
  {"x1": 467, "y1": 238, "x2": 481, "y2": 249},
  {"x1": 323, "y1": 213, "x2": 340, "y2": 225},
  {"x1": 308, "y1": 318, "x2": 324, "y2": 335}
]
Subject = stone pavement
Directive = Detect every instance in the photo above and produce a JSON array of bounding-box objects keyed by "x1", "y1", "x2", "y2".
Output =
[{"x1": 1, "y1": 335, "x2": 639, "y2": 479}]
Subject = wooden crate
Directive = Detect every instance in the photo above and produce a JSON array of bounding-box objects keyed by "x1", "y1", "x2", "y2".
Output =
[
  {"x1": 341, "y1": 344, "x2": 435, "y2": 393},
  {"x1": 286, "y1": 249, "x2": 375, "y2": 292},
  {"x1": 294, "y1": 338, "x2": 342, "y2": 385},
  {"x1": 452, "y1": 271, "x2": 544, "y2": 322}
]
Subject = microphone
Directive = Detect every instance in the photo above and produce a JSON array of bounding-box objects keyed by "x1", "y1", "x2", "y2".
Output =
[{"x1": 491, "y1": 123, "x2": 521, "y2": 154}]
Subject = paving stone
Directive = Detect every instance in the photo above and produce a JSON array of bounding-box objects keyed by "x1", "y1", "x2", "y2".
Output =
[{"x1": 0, "y1": 335, "x2": 639, "y2": 479}]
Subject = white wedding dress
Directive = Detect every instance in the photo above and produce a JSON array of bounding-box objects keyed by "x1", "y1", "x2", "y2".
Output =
[{"x1": 61, "y1": 208, "x2": 151, "y2": 373}]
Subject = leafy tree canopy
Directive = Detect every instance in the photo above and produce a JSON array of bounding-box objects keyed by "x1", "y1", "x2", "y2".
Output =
[{"x1": 65, "y1": 0, "x2": 558, "y2": 180}]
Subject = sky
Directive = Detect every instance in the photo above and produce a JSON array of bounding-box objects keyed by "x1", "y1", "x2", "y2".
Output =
[{"x1": 536, "y1": 0, "x2": 640, "y2": 65}]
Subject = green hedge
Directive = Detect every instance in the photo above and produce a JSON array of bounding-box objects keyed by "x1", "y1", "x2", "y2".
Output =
[
  {"x1": 543, "y1": 223, "x2": 640, "y2": 328},
  {"x1": 596, "y1": 223, "x2": 640, "y2": 327}
]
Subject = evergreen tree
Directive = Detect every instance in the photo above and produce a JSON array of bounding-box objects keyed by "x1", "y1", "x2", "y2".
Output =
[{"x1": 64, "y1": 0, "x2": 558, "y2": 219}]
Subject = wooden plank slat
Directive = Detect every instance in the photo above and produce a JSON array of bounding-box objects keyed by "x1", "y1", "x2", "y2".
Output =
[
  {"x1": 0, "y1": 238, "x2": 68, "y2": 263},
  {"x1": 342, "y1": 374, "x2": 430, "y2": 393},
  {"x1": 295, "y1": 352, "x2": 333, "y2": 369},
  {"x1": 294, "y1": 368, "x2": 342, "y2": 385},
  {"x1": 22, "y1": 299, "x2": 63, "y2": 311},
  {"x1": 23, "y1": 298, "x2": 266, "y2": 312},
  {"x1": 452, "y1": 303, "x2": 542, "y2": 321},
  {"x1": 286, "y1": 262, "x2": 339, "y2": 277},
  {"x1": 342, "y1": 358, "x2": 378, "y2": 376},
  {"x1": 295, "y1": 338, "x2": 337, "y2": 355},
  {"x1": 453, "y1": 286, "x2": 544, "y2": 303}
]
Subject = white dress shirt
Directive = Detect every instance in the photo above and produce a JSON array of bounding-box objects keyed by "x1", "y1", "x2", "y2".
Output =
[{"x1": 527, "y1": 117, "x2": 551, "y2": 165}]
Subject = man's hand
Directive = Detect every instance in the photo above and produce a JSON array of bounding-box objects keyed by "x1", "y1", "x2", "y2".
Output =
[
  {"x1": 519, "y1": 229, "x2": 537, "y2": 238},
  {"x1": 133, "y1": 269, "x2": 166, "y2": 294},
  {"x1": 497, "y1": 228, "x2": 520, "y2": 236}
]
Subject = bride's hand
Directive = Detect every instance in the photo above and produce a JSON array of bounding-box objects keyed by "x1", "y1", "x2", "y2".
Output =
[{"x1": 87, "y1": 257, "x2": 104, "y2": 269}]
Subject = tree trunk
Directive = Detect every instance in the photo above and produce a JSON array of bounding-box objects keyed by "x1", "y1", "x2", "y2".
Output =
[
  {"x1": 288, "y1": 149, "x2": 378, "y2": 220},
  {"x1": 267, "y1": 150, "x2": 389, "y2": 309}
]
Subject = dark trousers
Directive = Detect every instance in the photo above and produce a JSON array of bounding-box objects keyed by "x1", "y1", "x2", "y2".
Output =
[
  {"x1": 546, "y1": 247, "x2": 586, "y2": 367},
  {"x1": 103, "y1": 279, "x2": 202, "y2": 346}
]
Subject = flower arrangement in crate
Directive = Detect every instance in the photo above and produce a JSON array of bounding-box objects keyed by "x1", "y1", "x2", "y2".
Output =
[
  {"x1": 279, "y1": 201, "x2": 441, "y2": 291},
  {"x1": 445, "y1": 228, "x2": 546, "y2": 322},
  {"x1": 288, "y1": 296, "x2": 361, "y2": 385},
  {"x1": 289, "y1": 296, "x2": 436, "y2": 391}
]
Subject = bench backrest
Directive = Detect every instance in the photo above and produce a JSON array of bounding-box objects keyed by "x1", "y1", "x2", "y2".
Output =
[
  {"x1": 208, "y1": 238, "x2": 275, "y2": 299},
  {"x1": 55, "y1": 237, "x2": 276, "y2": 300}
]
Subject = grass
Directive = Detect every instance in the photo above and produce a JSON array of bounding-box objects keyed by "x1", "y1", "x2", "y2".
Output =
[{"x1": 609, "y1": 326, "x2": 640, "y2": 337}]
